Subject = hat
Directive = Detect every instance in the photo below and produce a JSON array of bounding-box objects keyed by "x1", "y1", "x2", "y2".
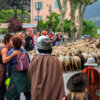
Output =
[
  {"x1": 67, "y1": 73, "x2": 89, "y2": 92},
  {"x1": 84, "y1": 57, "x2": 98, "y2": 67},
  {"x1": 41, "y1": 30, "x2": 47, "y2": 35},
  {"x1": 37, "y1": 38, "x2": 51, "y2": 50}
]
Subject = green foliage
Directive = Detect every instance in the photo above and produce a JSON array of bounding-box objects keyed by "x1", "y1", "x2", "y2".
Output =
[
  {"x1": 64, "y1": 20, "x2": 71, "y2": 33},
  {"x1": 0, "y1": 9, "x2": 14, "y2": 23},
  {"x1": 46, "y1": 12, "x2": 60, "y2": 32},
  {"x1": 7, "y1": 18, "x2": 23, "y2": 33},
  {"x1": 0, "y1": 9, "x2": 30, "y2": 23},
  {"x1": 0, "y1": 29, "x2": 7, "y2": 34},
  {"x1": 83, "y1": 19, "x2": 98, "y2": 38},
  {"x1": 80, "y1": 0, "x2": 98, "y2": 5},
  {"x1": 0, "y1": 0, "x2": 30, "y2": 11},
  {"x1": 39, "y1": 12, "x2": 72, "y2": 33}
]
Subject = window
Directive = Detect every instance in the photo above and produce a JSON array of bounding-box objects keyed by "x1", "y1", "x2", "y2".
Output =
[
  {"x1": 54, "y1": 0, "x2": 58, "y2": 8},
  {"x1": 35, "y1": 16, "x2": 43, "y2": 20},
  {"x1": 35, "y1": 2, "x2": 43, "y2": 10}
]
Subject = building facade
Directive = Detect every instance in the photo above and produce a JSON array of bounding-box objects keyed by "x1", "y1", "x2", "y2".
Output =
[{"x1": 31, "y1": 0, "x2": 79, "y2": 26}]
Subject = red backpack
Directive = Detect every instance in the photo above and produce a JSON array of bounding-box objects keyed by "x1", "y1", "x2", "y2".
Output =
[{"x1": 16, "y1": 52, "x2": 29, "y2": 71}]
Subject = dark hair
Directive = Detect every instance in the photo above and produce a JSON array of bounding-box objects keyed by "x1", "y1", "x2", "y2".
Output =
[
  {"x1": 79, "y1": 51, "x2": 82, "y2": 54},
  {"x1": 4, "y1": 34, "x2": 13, "y2": 44},
  {"x1": 38, "y1": 48, "x2": 52, "y2": 54},
  {"x1": 12, "y1": 37, "x2": 22, "y2": 49}
]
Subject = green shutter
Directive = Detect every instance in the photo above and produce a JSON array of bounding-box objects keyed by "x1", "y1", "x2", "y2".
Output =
[
  {"x1": 77, "y1": 16, "x2": 78, "y2": 23},
  {"x1": 35, "y1": 2, "x2": 38, "y2": 10},
  {"x1": 35, "y1": 16, "x2": 37, "y2": 19},
  {"x1": 54, "y1": 0, "x2": 58, "y2": 8},
  {"x1": 40, "y1": 16, "x2": 43, "y2": 19},
  {"x1": 40, "y1": 2, "x2": 43, "y2": 9},
  {"x1": 35, "y1": 2, "x2": 37, "y2": 9}
]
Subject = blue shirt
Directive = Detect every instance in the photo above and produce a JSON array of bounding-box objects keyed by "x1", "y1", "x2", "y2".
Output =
[{"x1": 6, "y1": 48, "x2": 30, "y2": 76}]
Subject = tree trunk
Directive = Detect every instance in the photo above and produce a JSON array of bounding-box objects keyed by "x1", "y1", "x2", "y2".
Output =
[
  {"x1": 14, "y1": 6, "x2": 17, "y2": 19},
  {"x1": 57, "y1": 12, "x2": 66, "y2": 33},
  {"x1": 70, "y1": 1, "x2": 77, "y2": 42},
  {"x1": 57, "y1": 0, "x2": 67, "y2": 33},
  {"x1": 70, "y1": 11, "x2": 76, "y2": 42},
  {"x1": 77, "y1": 15, "x2": 83, "y2": 39},
  {"x1": 77, "y1": 3, "x2": 87, "y2": 39}
]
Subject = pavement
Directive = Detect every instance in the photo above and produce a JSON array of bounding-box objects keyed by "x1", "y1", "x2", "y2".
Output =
[
  {"x1": 6, "y1": 67, "x2": 100, "y2": 100},
  {"x1": 63, "y1": 67, "x2": 100, "y2": 94}
]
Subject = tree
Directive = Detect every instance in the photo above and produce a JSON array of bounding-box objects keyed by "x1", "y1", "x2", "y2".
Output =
[
  {"x1": 7, "y1": 18, "x2": 23, "y2": 33},
  {"x1": 39, "y1": 12, "x2": 71, "y2": 33},
  {"x1": 77, "y1": 0, "x2": 98, "y2": 39},
  {"x1": 69, "y1": 0, "x2": 79, "y2": 42},
  {"x1": 0, "y1": 0, "x2": 30, "y2": 12},
  {"x1": 83, "y1": 19, "x2": 98, "y2": 38},
  {"x1": 0, "y1": 0, "x2": 9, "y2": 11},
  {"x1": 57, "y1": 0, "x2": 68, "y2": 33},
  {"x1": 0, "y1": 9, "x2": 14, "y2": 23},
  {"x1": 0, "y1": 9, "x2": 30, "y2": 23},
  {"x1": 41, "y1": 12, "x2": 60, "y2": 32}
]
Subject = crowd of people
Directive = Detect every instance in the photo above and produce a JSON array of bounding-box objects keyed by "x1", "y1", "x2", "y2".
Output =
[
  {"x1": 0, "y1": 32, "x2": 99, "y2": 100},
  {"x1": 14, "y1": 31, "x2": 69, "y2": 52}
]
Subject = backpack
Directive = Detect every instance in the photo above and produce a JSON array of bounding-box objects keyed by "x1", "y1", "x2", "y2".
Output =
[{"x1": 16, "y1": 51, "x2": 29, "y2": 71}]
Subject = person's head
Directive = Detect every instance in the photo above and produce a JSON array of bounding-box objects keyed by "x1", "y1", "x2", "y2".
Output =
[
  {"x1": 67, "y1": 73, "x2": 89, "y2": 100},
  {"x1": 50, "y1": 32, "x2": 52, "y2": 35},
  {"x1": 41, "y1": 30, "x2": 47, "y2": 36},
  {"x1": 37, "y1": 37, "x2": 52, "y2": 54},
  {"x1": 37, "y1": 33, "x2": 40, "y2": 37},
  {"x1": 4, "y1": 34, "x2": 13, "y2": 47},
  {"x1": 16, "y1": 32, "x2": 19, "y2": 36},
  {"x1": 22, "y1": 34, "x2": 25, "y2": 38},
  {"x1": 79, "y1": 51, "x2": 82, "y2": 54},
  {"x1": 84, "y1": 57, "x2": 98, "y2": 67},
  {"x1": 26, "y1": 31, "x2": 30, "y2": 36},
  {"x1": 11, "y1": 36, "x2": 22, "y2": 49},
  {"x1": 58, "y1": 32, "x2": 60, "y2": 35}
]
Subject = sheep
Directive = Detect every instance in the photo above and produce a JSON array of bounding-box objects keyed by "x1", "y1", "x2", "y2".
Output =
[{"x1": 73, "y1": 56, "x2": 81, "y2": 71}]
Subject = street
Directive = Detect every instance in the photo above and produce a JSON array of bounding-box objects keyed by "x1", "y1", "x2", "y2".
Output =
[{"x1": 19, "y1": 67, "x2": 100, "y2": 100}]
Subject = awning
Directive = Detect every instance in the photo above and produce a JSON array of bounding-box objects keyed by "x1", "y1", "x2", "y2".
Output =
[{"x1": 22, "y1": 24, "x2": 37, "y2": 28}]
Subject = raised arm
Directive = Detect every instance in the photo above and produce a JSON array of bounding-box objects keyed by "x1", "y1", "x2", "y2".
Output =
[{"x1": 1, "y1": 48, "x2": 20, "y2": 64}]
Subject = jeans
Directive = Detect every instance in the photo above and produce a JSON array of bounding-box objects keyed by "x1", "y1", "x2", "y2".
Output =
[
  {"x1": 55, "y1": 41, "x2": 59, "y2": 46},
  {"x1": 15, "y1": 92, "x2": 31, "y2": 100}
]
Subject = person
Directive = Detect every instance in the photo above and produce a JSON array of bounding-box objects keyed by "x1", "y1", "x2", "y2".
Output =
[
  {"x1": 21, "y1": 33, "x2": 26, "y2": 48},
  {"x1": 78, "y1": 51, "x2": 85, "y2": 69},
  {"x1": 34, "y1": 33, "x2": 40, "y2": 50},
  {"x1": 55, "y1": 33, "x2": 60, "y2": 46},
  {"x1": 48, "y1": 32, "x2": 53, "y2": 39},
  {"x1": 0, "y1": 34, "x2": 20, "y2": 100},
  {"x1": 50, "y1": 33, "x2": 56, "y2": 46},
  {"x1": 82, "y1": 57, "x2": 100, "y2": 100},
  {"x1": 24, "y1": 31, "x2": 34, "y2": 51},
  {"x1": 6, "y1": 36, "x2": 31, "y2": 100},
  {"x1": 63, "y1": 73, "x2": 92, "y2": 100},
  {"x1": 28, "y1": 37, "x2": 64, "y2": 100},
  {"x1": 41, "y1": 30, "x2": 48, "y2": 37},
  {"x1": 63, "y1": 33, "x2": 68, "y2": 45}
]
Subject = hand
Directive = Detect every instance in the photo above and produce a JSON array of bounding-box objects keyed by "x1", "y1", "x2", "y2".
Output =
[
  {"x1": 6, "y1": 72, "x2": 9, "y2": 78},
  {"x1": 13, "y1": 51, "x2": 20, "y2": 56}
]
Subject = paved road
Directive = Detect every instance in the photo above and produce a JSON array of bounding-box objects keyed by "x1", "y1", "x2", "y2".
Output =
[
  {"x1": 63, "y1": 67, "x2": 100, "y2": 94},
  {"x1": 6, "y1": 67, "x2": 100, "y2": 100}
]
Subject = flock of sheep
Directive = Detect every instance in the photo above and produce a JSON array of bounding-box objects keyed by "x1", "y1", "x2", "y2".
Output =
[{"x1": 28, "y1": 39, "x2": 100, "y2": 72}]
